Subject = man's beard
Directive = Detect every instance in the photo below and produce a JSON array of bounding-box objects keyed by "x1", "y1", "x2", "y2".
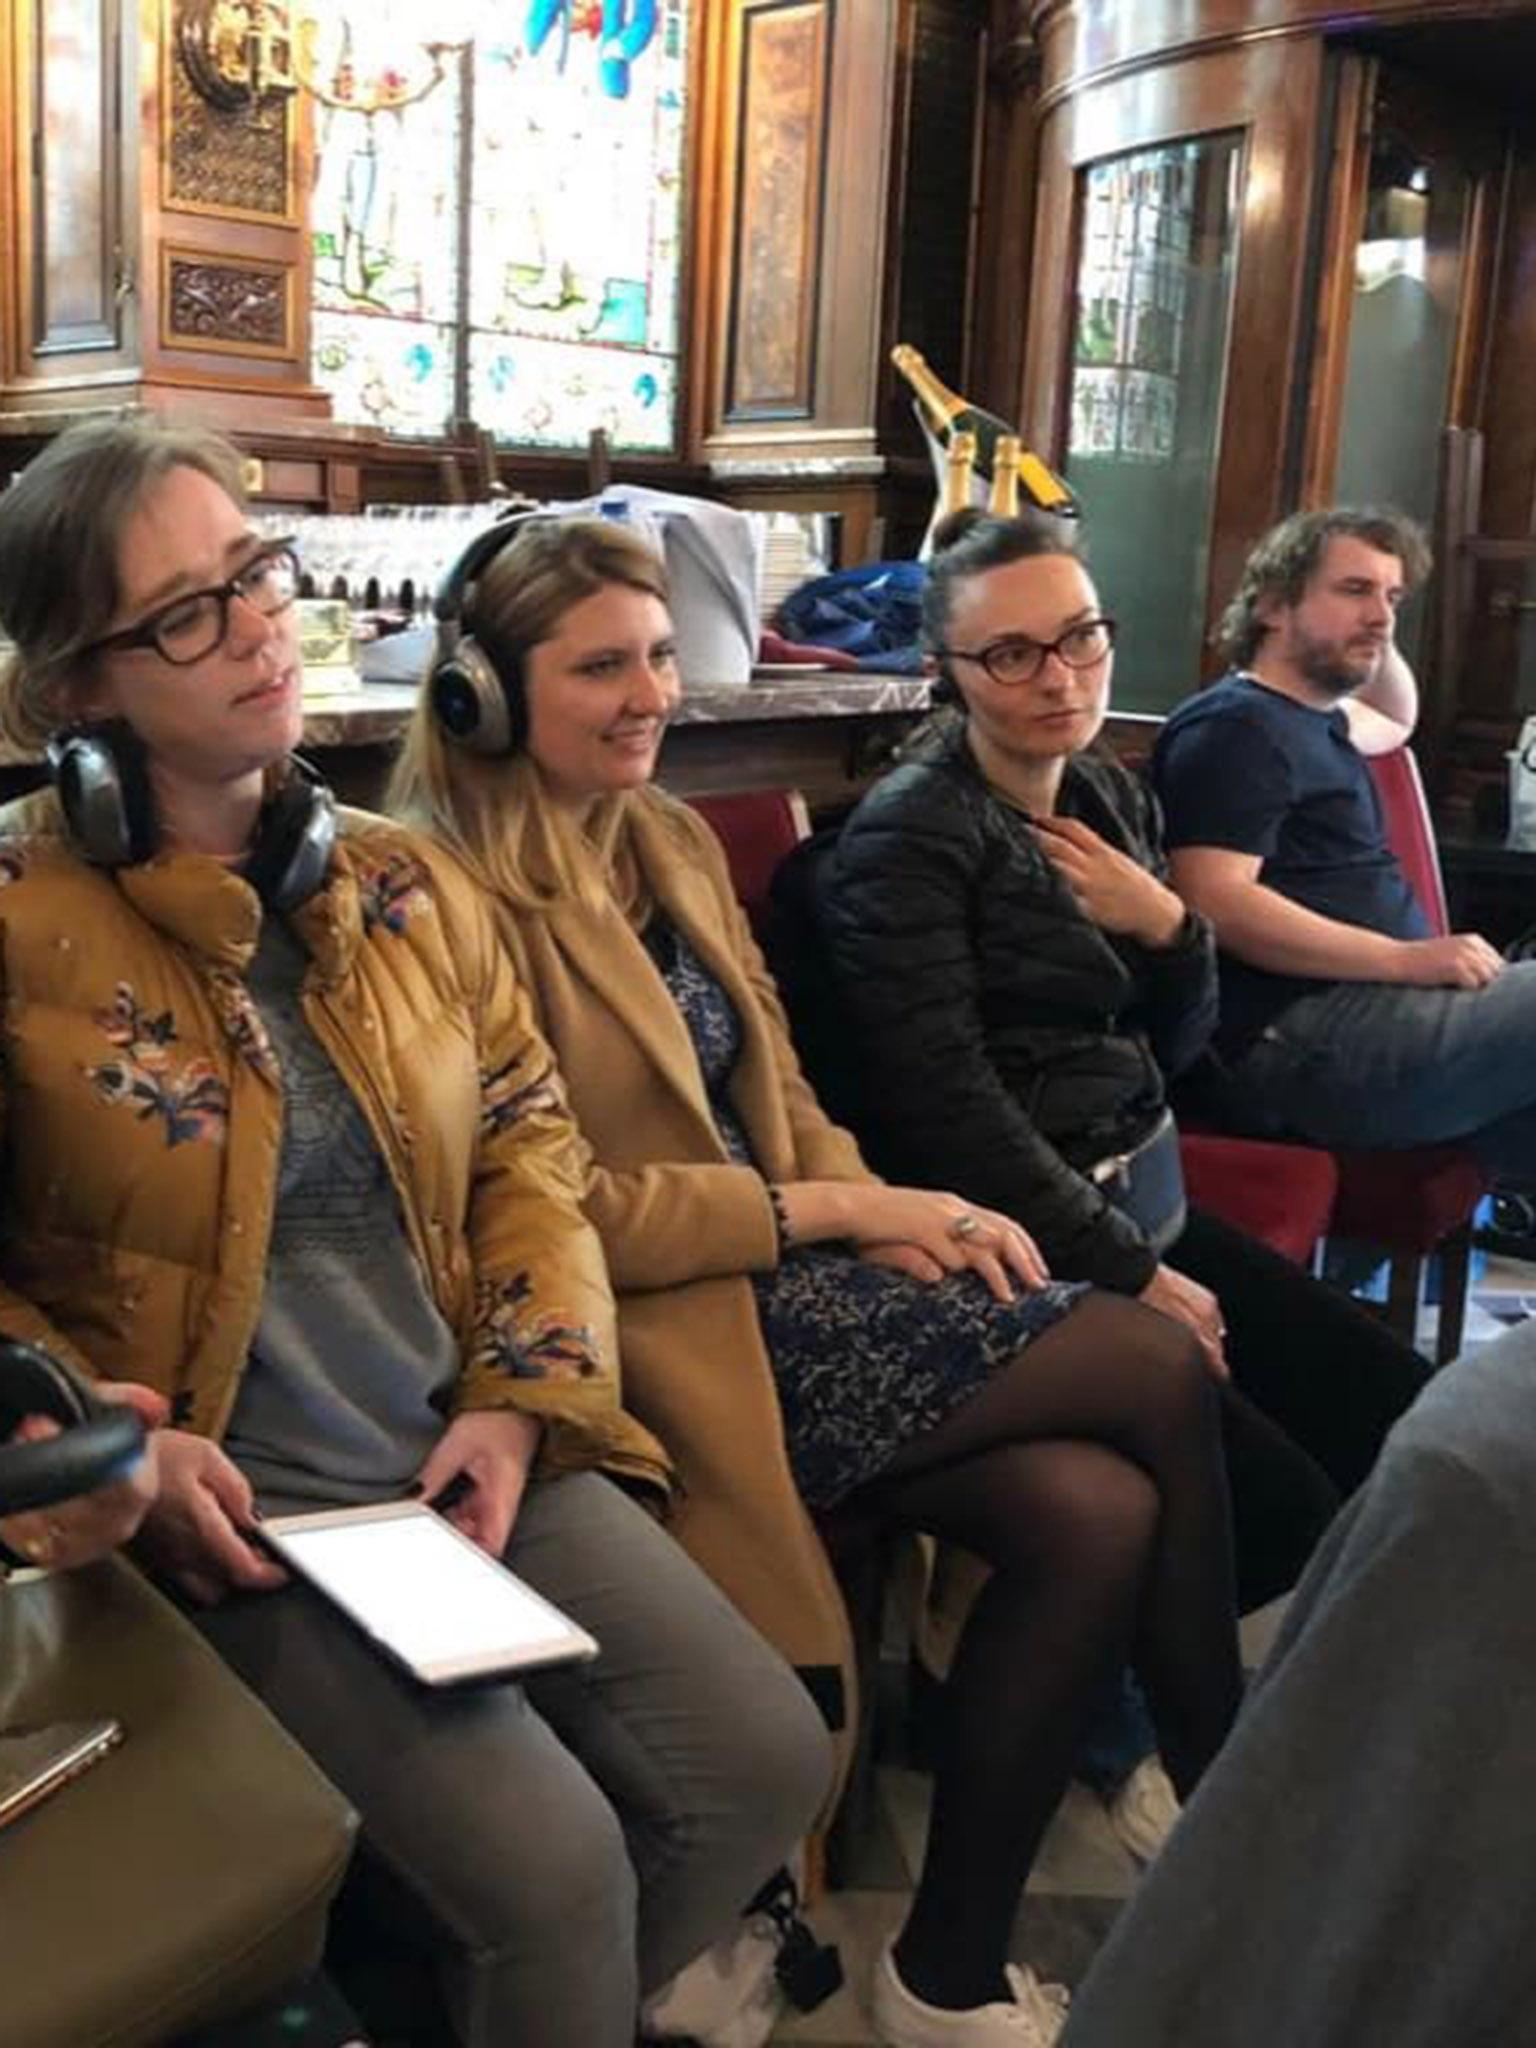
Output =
[{"x1": 1292, "y1": 624, "x2": 1382, "y2": 701}]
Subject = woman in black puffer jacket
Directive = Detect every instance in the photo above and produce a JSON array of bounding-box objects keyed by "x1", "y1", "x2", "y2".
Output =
[{"x1": 807, "y1": 514, "x2": 1430, "y2": 1561}]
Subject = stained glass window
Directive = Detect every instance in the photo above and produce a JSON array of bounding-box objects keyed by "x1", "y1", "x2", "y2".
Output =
[
  {"x1": 307, "y1": 0, "x2": 691, "y2": 451},
  {"x1": 1064, "y1": 134, "x2": 1244, "y2": 712}
]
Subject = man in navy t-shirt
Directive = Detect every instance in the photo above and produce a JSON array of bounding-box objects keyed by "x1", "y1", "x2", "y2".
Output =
[{"x1": 1151, "y1": 506, "x2": 1536, "y2": 1186}]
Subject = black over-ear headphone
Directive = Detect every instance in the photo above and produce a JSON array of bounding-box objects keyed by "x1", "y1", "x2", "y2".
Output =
[
  {"x1": 0, "y1": 1340, "x2": 147, "y2": 1517},
  {"x1": 47, "y1": 721, "x2": 338, "y2": 913},
  {"x1": 429, "y1": 517, "x2": 539, "y2": 757}
]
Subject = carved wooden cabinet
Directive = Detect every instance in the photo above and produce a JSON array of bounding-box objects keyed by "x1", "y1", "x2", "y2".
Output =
[{"x1": 1, "y1": 0, "x2": 324, "y2": 424}]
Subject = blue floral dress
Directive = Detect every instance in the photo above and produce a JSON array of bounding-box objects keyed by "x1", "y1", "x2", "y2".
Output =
[{"x1": 646, "y1": 916, "x2": 1089, "y2": 1508}]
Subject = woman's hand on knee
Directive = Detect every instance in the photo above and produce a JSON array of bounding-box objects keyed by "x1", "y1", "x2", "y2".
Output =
[
  {"x1": 1138, "y1": 1264, "x2": 1230, "y2": 1380},
  {"x1": 134, "y1": 1431, "x2": 288, "y2": 1605},
  {"x1": 786, "y1": 1182, "x2": 1050, "y2": 1301}
]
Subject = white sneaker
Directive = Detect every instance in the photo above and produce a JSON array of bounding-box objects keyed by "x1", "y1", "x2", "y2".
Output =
[
  {"x1": 870, "y1": 1944, "x2": 1070, "y2": 2046},
  {"x1": 640, "y1": 1915, "x2": 781, "y2": 2046},
  {"x1": 1105, "y1": 1755, "x2": 1181, "y2": 1865}
]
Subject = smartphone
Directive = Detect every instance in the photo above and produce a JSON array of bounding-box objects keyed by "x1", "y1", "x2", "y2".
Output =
[
  {"x1": 0, "y1": 1717, "x2": 124, "y2": 1831},
  {"x1": 260, "y1": 1499, "x2": 600, "y2": 1686}
]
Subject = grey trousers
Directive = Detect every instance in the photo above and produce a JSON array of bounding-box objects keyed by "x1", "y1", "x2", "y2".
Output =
[{"x1": 194, "y1": 1472, "x2": 832, "y2": 2048}]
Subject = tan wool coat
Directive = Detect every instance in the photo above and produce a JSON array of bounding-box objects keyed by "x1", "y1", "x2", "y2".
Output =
[{"x1": 490, "y1": 792, "x2": 873, "y2": 1728}]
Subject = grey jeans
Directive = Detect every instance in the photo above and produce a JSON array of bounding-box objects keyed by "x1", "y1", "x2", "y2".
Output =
[
  {"x1": 1216, "y1": 960, "x2": 1536, "y2": 1185},
  {"x1": 194, "y1": 1471, "x2": 832, "y2": 2048}
]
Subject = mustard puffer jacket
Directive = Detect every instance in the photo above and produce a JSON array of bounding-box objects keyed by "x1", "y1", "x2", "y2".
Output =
[{"x1": 0, "y1": 788, "x2": 669, "y2": 1489}]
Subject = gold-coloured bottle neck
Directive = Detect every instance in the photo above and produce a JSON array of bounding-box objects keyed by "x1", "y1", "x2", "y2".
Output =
[{"x1": 892, "y1": 344, "x2": 964, "y2": 426}]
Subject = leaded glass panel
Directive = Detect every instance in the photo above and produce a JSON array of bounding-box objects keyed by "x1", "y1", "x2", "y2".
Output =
[
  {"x1": 312, "y1": 309, "x2": 457, "y2": 436},
  {"x1": 307, "y1": 0, "x2": 690, "y2": 451},
  {"x1": 1065, "y1": 134, "x2": 1244, "y2": 712}
]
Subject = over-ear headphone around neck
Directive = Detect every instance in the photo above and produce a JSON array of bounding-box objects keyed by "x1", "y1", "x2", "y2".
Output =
[
  {"x1": 47, "y1": 720, "x2": 337, "y2": 913},
  {"x1": 0, "y1": 1340, "x2": 146, "y2": 1517},
  {"x1": 429, "y1": 517, "x2": 540, "y2": 757}
]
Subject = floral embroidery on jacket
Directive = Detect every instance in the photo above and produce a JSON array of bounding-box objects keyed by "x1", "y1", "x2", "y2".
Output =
[
  {"x1": 206, "y1": 969, "x2": 280, "y2": 1082},
  {"x1": 87, "y1": 983, "x2": 229, "y2": 1147},
  {"x1": 358, "y1": 852, "x2": 433, "y2": 935},
  {"x1": 481, "y1": 1048, "x2": 565, "y2": 1137},
  {"x1": 470, "y1": 1269, "x2": 601, "y2": 1381}
]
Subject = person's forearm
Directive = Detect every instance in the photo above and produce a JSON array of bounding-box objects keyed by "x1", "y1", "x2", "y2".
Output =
[{"x1": 1191, "y1": 875, "x2": 1410, "y2": 980}]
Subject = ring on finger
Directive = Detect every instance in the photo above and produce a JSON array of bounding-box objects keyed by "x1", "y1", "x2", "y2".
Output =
[{"x1": 949, "y1": 1211, "x2": 981, "y2": 1242}]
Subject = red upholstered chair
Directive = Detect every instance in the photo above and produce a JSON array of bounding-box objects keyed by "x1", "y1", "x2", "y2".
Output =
[
  {"x1": 1178, "y1": 1131, "x2": 1338, "y2": 1267},
  {"x1": 688, "y1": 788, "x2": 811, "y2": 941},
  {"x1": 1321, "y1": 746, "x2": 1490, "y2": 1364}
]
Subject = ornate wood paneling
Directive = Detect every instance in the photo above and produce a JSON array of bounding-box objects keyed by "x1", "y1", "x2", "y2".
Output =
[
  {"x1": 724, "y1": 1, "x2": 831, "y2": 418},
  {"x1": 161, "y1": 246, "x2": 294, "y2": 357},
  {"x1": 701, "y1": 0, "x2": 897, "y2": 475},
  {"x1": 29, "y1": 0, "x2": 122, "y2": 355},
  {"x1": 161, "y1": 0, "x2": 294, "y2": 222}
]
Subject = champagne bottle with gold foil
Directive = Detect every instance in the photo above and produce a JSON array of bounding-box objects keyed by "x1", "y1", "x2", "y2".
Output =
[
  {"x1": 989, "y1": 435, "x2": 1022, "y2": 517},
  {"x1": 941, "y1": 431, "x2": 978, "y2": 517},
  {"x1": 893, "y1": 345, "x2": 1013, "y2": 468},
  {"x1": 892, "y1": 344, "x2": 1080, "y2": 519}
]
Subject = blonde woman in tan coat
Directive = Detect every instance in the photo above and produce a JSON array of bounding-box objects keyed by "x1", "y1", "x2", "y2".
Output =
[{"x1": 393, "y1": 518, "x2": 1247, "y2": 2048}]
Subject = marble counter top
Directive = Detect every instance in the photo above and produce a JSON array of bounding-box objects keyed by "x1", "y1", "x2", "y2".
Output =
[
  {"x1": 296, "y1": 672, "x2": 932, "y2": 745},
  {"x1": 0, "y1": 672, "x2": 934, "y2": 767}
]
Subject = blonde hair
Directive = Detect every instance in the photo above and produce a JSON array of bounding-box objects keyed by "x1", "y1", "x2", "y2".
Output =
[
  {"x1": 0, "y1": 416, "x2": 247, "y2": 752},
  {"x1": 387, "y1": 517, "x2": 673, "y2": 912}
]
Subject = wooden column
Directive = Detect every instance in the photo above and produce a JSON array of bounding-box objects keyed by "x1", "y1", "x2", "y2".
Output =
[
  {"x1": 1, "y1": 0, "x2": 328, "y2": 424},
  {"x1": 693, "y1": 0, "x2": 902, "y2": 561}
]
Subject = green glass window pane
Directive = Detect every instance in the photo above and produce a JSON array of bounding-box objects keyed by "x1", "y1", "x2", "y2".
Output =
[
  {"x1": 1333, "y1": 135, "x2": 1469, "y2": 668},
  {"x1": 1065, "y1": 134, "x2": 1245, "y2": 714}
]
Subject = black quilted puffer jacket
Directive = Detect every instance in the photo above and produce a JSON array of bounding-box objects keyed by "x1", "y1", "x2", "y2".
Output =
[{"x1": 802, "y1": 717, "x2": 1217, "y2": 1294}]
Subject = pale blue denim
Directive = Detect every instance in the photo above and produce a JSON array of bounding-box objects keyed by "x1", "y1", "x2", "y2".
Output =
[{"x1": 1214, "y1": 960, "x2": 1536, "y2": 1186}]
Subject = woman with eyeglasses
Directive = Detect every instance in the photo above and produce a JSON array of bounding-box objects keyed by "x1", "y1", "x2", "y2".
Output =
[
  {"x1": 0, "y1": 419, "x2": 834, "y2": 2048},
  {"x1": 809, "y1": 513, "x2": 1431, "y2": 1594}
]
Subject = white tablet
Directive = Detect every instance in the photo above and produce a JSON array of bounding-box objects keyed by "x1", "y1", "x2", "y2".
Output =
[{"x1": 260, "y1": 1500, "x2": 599, "y2": 1686}]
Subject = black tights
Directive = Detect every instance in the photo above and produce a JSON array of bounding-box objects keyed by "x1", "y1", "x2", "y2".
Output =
[{"x1": 849, "y1": 1291, "x2": 1243, "y2": 2012}]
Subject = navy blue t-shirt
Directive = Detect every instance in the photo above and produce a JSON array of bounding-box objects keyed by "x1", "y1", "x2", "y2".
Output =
[{"x1": 1150, "y1": 673, "x2": 1428, "y2": 1056}]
